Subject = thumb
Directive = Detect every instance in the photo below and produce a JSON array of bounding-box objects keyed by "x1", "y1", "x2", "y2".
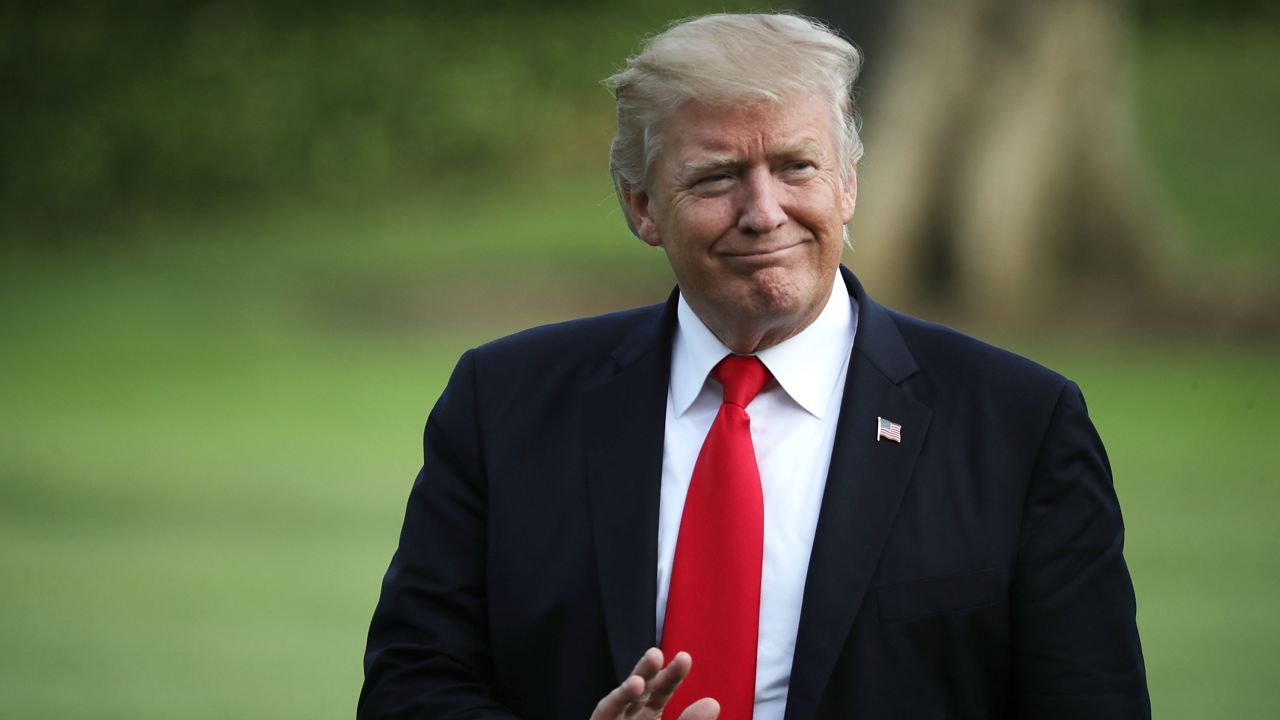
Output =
[{"x1": 678, "y1": 698, "x2": 720, "y2": 720}]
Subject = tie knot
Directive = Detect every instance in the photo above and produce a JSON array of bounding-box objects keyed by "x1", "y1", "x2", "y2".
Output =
[{"x1": 713, "y1": 355, "x2": 772, "y2": 408}]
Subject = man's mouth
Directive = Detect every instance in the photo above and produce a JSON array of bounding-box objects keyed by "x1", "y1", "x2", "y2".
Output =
[{"x1": 722, "y1": 240, "x2": 803, "y2": 259}]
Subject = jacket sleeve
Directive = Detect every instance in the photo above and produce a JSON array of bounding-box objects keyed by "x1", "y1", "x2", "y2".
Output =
[
  {"x1": 358, "y1": 350, "x2": 521, "y2": 720},
  {"x1": 1011, "y1": 381, "x2": 1151, "y2": 719}
]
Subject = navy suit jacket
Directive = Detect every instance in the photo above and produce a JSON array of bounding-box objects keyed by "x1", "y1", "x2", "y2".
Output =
[{"x1": 359, "y1": 268, "x2": 1149, "y2": 719}]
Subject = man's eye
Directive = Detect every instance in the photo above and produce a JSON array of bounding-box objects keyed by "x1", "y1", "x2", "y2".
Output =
[
  {"x1": 787, "y1": 161, "x2": 815, "y2": 172},
  {"x1": 696, "y1": 174, "x2": 734, "y2": 188}
]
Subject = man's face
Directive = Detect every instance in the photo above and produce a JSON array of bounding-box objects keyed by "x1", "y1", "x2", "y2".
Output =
[{"x1": 625, "y1": 94, "x2": 856, "y2": 351}]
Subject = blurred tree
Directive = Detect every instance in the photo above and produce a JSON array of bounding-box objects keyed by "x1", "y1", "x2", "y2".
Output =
[
  {"x1": 817, "y1": 0, "x2": 1173, "y2": 324},
  {"x1": 0, "y1": 0, "x2": 755, "y2": 245}
]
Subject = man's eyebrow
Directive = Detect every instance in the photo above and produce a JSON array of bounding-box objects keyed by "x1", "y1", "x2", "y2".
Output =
[
  {"x1": 675, "y1": 153, "x2": 739, "y2": 181},
  {"x1": 674, "y1": 139, "x2": 829, "y2": 183},
  {"x1": 769, "y1": 138, "x2": 824, "y2": 160}
]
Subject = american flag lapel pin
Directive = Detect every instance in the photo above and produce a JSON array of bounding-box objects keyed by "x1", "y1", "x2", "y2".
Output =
[{"x1": 877, "y1": 416, "x2": 903, "y2": 443}]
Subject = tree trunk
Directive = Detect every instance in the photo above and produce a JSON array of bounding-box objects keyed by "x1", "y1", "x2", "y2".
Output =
[{"x1": 820, "y1": 0, "x2": 1173, "y2": 325}]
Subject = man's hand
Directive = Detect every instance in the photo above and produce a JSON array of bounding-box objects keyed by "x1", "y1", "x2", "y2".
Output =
[{"x1": 590, "y1": 648, "x2": 719, "y2": 720}]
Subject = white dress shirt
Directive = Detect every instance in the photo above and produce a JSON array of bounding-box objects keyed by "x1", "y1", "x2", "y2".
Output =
[{"x1": 656, "y1": 274, "x2": 858, "y2": 720}]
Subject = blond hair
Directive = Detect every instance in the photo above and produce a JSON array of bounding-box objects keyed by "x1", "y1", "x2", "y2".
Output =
[{"x1": 604, "y1": 12, "x2": 863, "y2": 232}]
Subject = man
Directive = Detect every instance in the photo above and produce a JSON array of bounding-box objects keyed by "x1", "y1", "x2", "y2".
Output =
[{"x1": 359, "y1": 13, "x2": 1149, "y2": 720}]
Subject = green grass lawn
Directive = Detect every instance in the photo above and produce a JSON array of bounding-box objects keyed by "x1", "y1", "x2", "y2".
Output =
[
  {"x1": 3, "y1": 13, "x2": 1279, "y2": 718},
  {"x1": 2, "y1": 175, "x2": 1278, "y2": 718},
  {"x1": 1024, "y1": 340, "x2": 1280, "y2": 718},
  {"x1": 0, "y1": 177, "x2": 666, "y2": 719}
]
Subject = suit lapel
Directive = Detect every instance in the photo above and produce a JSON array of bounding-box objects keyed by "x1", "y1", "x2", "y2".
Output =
[
  {"x1": 784, "y1": 269, "x2": 933, "y2": 720},
  {"x1": 583, "y1": 293, "x2": 678, "y2": 682},
  {"x1": 582, "y1": 272, "x2": 932, "y2": 700}
]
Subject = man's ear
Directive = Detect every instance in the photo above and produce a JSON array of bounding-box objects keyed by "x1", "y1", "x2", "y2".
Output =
[
  {"x1": 621, "y1": 183, "x2": 662, "y2": 247},
  {"x1": 840, "y1": 166, "x2": 857, "y2": 225}
]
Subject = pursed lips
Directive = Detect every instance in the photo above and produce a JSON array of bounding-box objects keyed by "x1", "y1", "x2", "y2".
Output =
[{"x1": 718, "y1": 238, "x2": 805, "y2": 259}]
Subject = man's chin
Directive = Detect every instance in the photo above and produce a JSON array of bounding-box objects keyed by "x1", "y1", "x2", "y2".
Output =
[
  {"x1": 742, "y1": 270, "x2": 811, "y2": 310},
  {"x1": 731, "y1": 291, "x2": 811, "y2": 332}
]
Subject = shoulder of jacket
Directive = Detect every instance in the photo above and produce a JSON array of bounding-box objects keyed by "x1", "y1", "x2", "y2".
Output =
[
  {"x1": 470, "y1": 302, "x2": 665, "y2": 360},
  {"x1": 885, "y1": 309, "x2": 1070, "y2": 397}
]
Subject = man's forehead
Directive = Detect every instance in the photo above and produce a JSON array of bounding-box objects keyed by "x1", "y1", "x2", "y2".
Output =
[
  {"x1": 670, "y1": 98, "x2": 827, "y2": 142},
  {"x1": 672, "y1": 136, "x2": 826, "y2": 166},
  {"x1": 668, "y1": 125, "x2": 832, "y2": 171}
]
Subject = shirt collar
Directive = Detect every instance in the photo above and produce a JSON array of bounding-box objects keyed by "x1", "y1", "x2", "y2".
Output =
[{"x1": 670, "y1": 273, "x2": 858, "y2": 418}]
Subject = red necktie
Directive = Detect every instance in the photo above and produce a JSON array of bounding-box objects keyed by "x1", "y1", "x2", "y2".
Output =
[{"x1": 662, "y1": 354, "x2": 772, "y2": 720}]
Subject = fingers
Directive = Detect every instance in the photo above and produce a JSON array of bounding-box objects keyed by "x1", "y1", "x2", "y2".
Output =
[
  {"x1": 629, "y1": 647, "x2": 664, "y2": 682},
  {"x1": 679, "y1": 697, "x2": 721, "y2": 720},
  {"x1": 591, "y1": 649, "x2": 711, "y2": 720},
  {"x1": 591, "y1": 673, "x2": 645, "y2": 720},
  {"x1": 591, "y1": 648, "x2": 664, "y2": 720},
  {"x1": 643, "y1": 651, "x2": 691, "y2": 711}
]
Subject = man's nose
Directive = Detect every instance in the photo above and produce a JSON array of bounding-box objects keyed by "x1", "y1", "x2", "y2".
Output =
[{"x1": 737, "y1": 170, "x2": 787, "y2": 234}]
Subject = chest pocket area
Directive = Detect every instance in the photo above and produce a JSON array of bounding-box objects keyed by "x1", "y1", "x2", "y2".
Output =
[{"x1": 876, "y1": 567, "x2": 998, "y2": 623}]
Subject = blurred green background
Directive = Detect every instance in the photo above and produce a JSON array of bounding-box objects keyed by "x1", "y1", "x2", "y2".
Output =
[{"x1": 1, "y1": 1, "x2": 1277, "y2": 718}]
